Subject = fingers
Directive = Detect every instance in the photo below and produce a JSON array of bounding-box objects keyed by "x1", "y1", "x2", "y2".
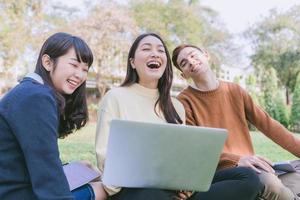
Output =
[
  {"x1": 256, "y1": 155, "x2": 273, "y2": 166},
  {"x1": 77, "y1": 160, "x2": 102, "y2": 175},
  {"x1": 78, "y1": 160, "x2": 93, "y2": 168},
  {"x1": 238, "y1": 155, "x2": 275, "y2": 174},
  {"x1": 174, "y1": 191, "x2": 193, "y2": 200},
  {"x1": 178, "y1": 192, "x2": 188, "y2": 199},
  {"x1": 254, "y1": 159, "x2": 275, "y2": 173},
  {"x1": 247, "y1": 163, "x2": 262, "y2": 174},
  {"x1": 255, "y1": 156, "x2": 275, "y2": 173}
]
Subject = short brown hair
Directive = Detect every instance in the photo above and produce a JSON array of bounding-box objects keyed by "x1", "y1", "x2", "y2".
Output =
[{"x1": 172, "y1": 44, "x2": 204, "y2": 72}]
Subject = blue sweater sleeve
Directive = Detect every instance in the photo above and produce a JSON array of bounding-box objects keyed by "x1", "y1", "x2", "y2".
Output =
[{"x1": 7, "y1": 88, "x2": 74, "y2": 200}]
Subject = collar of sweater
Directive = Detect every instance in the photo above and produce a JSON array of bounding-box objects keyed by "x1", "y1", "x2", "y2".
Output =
[
  {"x1": 189, "y1": 80, "x2": 222, "y2": 96},
  {"x1": 25, "y1": 72, "x2": 44, "y2": 84},
  {"x1": 129, "y1": 83, "x2": 159, "y2": 99}
]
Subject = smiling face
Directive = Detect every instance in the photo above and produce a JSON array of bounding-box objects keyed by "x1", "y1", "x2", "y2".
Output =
[
  {"x1": 176, "y1": 46, "x2": 210, "y2": 79},
  {"x1": 130, "y1": 35, "x2": 167, "y2": 88},
  {"x1": 43, "y1": 47, "x2": 89, "y2": 95}
]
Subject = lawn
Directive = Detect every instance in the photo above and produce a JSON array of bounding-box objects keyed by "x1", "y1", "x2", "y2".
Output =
[{"x1": 58, "y1": 123, "x2": 299, "y2": 165}]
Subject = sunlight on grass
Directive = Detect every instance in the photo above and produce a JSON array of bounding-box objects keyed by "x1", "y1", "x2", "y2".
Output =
[{"x1": 58, "y1": 123, "x2": 300, "y2": 165}]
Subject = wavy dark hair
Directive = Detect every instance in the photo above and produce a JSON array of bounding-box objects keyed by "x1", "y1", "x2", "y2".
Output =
[
  {"x1": 121, "y1": 33, "x2": 182, "y2": 124},
  {"x1": 34, "y1": 32, "x2": 93, "y2": 138}
]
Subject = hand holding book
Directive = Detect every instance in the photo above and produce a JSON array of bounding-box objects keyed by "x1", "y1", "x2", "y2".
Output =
[{"x1": 63, "y1": 161, "x2": 101, "y2": 191}]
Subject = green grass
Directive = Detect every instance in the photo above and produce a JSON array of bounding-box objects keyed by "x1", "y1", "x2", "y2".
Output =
[
  {"x1": 251, "y1": 131, "x2": 298, "y2": 162},
  {"x1": 58, "y1": 123, "x2": 299, "y2": 165},
  {"x1": 58, "y1": 123, "x2": 97, "y2": 165}
]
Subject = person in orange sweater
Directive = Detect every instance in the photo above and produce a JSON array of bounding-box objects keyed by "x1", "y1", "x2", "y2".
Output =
[{"x1": 172, "y1": 44, "x2": 300, "y2": 200}]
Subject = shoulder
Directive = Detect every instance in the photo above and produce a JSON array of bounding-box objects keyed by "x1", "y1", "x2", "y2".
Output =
[
  {"x1": 221, "y1": 81, "x2": 244, "y2": 91},
  {"x1": 21, "y1": 79, "x2": 56, "y2": 106},
  {"x1": 0, "y1": 79, "x2": 58, "y2": 124},
  {"x1": 101, "y1": 87, "x2": 127, "y2": 102},
  {"x1": 177, "y1": 87, "x2": 195, "y2": 103},
  {"x1": 99, "y1": 86, "x2": 129, "y2": 111},
  {"x1": 105, "y1": 86, "x2": 133, "y2": 97},
  {"x1": 1, "y1": 78, "x2": 56, "y2": 110}
]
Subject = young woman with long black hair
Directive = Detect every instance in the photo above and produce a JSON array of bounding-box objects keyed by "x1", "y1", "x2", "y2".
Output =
[
  {"x1": 0, "y1": 32, "x2": 103, "y2": 200},
  {"x1": 95, "y1": 33, "x2": 263, "y2": 200}
]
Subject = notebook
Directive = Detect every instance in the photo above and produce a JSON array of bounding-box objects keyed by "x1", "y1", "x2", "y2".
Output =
[
  {"x1": 273, "y1": 161, "x2": 297, "y2": 176},
  {"x1": 102, "y1": 119, "x2": 227, "y2": 192},
  {"x1": 63, "y1": 161, "x2": 101, "y2": 191}
]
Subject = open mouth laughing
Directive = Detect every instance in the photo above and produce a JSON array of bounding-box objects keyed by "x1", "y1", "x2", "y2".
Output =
[
  {"x1": 67, "y1": 79, "x2": 80, "y2": 88},
  {"x1": 146, "y1": 61, "x2": 161, "y2": 69}
]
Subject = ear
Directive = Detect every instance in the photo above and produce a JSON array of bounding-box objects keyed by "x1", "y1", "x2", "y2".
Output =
[
  {"x1": 130, "y1": 58, "x2": 136, "y2": 69},
  {"x1": 42, "y1": 54, "x2": 53, "y2": 72}
]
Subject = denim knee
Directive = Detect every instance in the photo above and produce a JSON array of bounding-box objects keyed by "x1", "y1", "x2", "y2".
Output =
[
  {"x1": 72, "y1": 184, "x2": 95, "y2": 200},
  {"x1": 237, "y1": 167, "x2": 263, "y2": 194}
]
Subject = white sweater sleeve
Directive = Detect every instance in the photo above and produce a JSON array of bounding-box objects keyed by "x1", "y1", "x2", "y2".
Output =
[{"x1": 95, "y1": 91, "x2": 121, "y2": 195}]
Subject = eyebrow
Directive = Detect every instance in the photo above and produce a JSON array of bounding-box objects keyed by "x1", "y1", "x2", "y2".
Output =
[
  {"x1": 179, "y1": 50, "x2": 194, "y2": 67},
  {"x1": 141, "y1": 43, "x2": 164, "y2": 48}
]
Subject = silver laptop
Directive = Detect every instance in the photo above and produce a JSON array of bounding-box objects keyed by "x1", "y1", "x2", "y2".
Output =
[{"x1": 102, "y1": 119, "x2": 227, "y2": 192}]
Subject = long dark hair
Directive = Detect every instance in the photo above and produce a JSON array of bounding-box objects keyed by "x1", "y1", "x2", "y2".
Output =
[
  {"x1": 34, "y1": 32, "x2": 93, "y2": 138},
  {"x1": 121, "y1": 33, "x2": 182, "y2": 124}
]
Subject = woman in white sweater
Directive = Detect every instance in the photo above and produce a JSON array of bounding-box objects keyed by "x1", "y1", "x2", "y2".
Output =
[{"x1": 95, "y1": 33, "x2": 262, "y2": 200}]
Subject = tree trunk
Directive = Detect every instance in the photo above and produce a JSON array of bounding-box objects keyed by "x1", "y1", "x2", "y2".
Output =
[{"x1": 286, "y1": 87, "x2": 290, "y2": 105}]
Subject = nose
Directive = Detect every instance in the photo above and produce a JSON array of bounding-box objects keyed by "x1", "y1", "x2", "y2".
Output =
[
  {"x1": 187, "y1": 57, "x2": 197, "y2": 65},
  {"x1": 150, "y1": 50, "x2": 159, "y2": 58}
]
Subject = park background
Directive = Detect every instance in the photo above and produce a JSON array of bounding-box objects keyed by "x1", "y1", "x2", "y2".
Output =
[{"x1": 1, "y1": 0, "x2": 300, "y2": 164}]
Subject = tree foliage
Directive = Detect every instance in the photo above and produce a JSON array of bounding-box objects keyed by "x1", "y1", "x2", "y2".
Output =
[
  {"x1": 0, "y1": 0, "x2": 236, "y2": 98},
  {"x1": 246, "y1": 6, "x2": 300, "y2": 104},
  {"x1": 0, "y1": 0, "x2": 45, "y2": 68},
  {"x1": 261, "y1": 67, "x2": 289, "y2": 127},
  {"x1": 64, "y1": 2, "x2": 139, "y2": 97},
  {"x1": 245, "y1": 74, "x2": 260, "y2": 105},
  {"x1": 291, "y1": 73, "x2": 300, "y2": 130},
  {"x1": 130, "y1": 0, "x2": 232, "y2": 71}
]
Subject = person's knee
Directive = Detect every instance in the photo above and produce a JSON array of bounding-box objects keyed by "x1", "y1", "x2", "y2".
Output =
[
  {"x1": 238, "y1": 167, "x2": 263, "y2": 193},
  {"x1": 258, "y1": 171, "x2": 295, "y2": 199},
  {"x1": 260, "y1": 172, "x2": 286, "y2": 193}
]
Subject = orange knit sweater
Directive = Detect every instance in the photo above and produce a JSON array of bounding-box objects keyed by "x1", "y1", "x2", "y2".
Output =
[{"x1": 177, "y1": 81, "x2": 300, "y2": 169}]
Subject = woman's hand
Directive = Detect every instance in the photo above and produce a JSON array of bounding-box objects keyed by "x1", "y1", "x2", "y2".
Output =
[
  {"x1": 174, "y1": 190, "x2": 194, "y2": 200},
  {"x1": 78, "y1": 160, "x2": 101, "y2": 181},
  {"x1": 89, "y1": 182, "x2": 108, "y2": 200}
]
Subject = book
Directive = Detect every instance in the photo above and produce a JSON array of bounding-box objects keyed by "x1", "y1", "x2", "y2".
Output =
[
  {"x1": 63, "y1": 161, "x2": 101, "y2": 191},
  {"x1": 272, "y1": 161, "x2": 296, "y2": 176}
]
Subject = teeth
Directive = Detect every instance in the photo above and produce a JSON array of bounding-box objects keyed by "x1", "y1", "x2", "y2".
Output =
[
  {"x1": 148, "y1": 61, "x2": 159, "y2": 65},
  {"x1": 68, "y1": 79, "x2": 78, "y2": 86},
  {"x1": 147, "y1": 61, "x2": 160, "y2": 68}
]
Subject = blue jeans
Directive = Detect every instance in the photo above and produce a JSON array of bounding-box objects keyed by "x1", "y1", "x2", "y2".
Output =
[
  {"x1": 72, "y1": 184, "x2": 95, "y2": 200},
  {"x1": 109, "y1": 167, "x2": 262, "y2": 200}
]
